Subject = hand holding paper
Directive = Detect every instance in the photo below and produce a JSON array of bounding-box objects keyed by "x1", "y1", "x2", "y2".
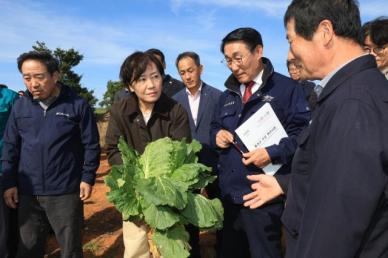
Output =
[{"x1": 235, "y1": 103, "x2": 288, "y2": 175}]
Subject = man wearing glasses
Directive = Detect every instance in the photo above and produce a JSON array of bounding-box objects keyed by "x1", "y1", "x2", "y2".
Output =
[
  {"x1": 287, "y1": 55, "x2": 317, "y2": 110},
  {"x1": 362, "y1": 17, "x2": 388, "y2": 79},
  {"x1": 210, "y1": 27, "x2": 310, "y2": 258}
]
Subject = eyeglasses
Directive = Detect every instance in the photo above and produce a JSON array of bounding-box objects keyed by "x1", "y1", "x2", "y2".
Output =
[
  {"x1": 221, "y1": 55, "x2": 247, "y2": 66},
  {"x1": 287, "y1": 61, "x2": 302, "y2": 70},
  {"x1": 364, "y1": 44, "x2": 387, "y2": 56}
]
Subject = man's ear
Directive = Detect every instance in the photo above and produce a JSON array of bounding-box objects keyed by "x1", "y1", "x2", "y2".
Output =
[
  {"x1": 318, "y1": 19, "x2": 334, "y2": 47},
  {"x1": 199, "y1": 64, "x2": 204, "y2": 74},
  {"x1": 254, "y1": 45, "x2": 264, "y2": 60},
  {"x1": 53, "y1": 71, "x2": 60, "y2": 83}
]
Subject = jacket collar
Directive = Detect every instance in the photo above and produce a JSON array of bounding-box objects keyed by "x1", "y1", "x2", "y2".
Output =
[
  {"x1": 224, "y1": 57, "x2": 274, "y2": 93},
  {"x1": 123, "y1": 92, "x2": 171, "y2": 119},
  {"x1": 318, "y1": 55, "x2": 378, "y2": 103},
  {"x1": 24, "y1": 82, "x2": 71, "y2": 103}
]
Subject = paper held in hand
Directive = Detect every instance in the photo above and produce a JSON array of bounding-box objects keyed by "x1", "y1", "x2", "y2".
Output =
[{"x1": 235, "y1": 102, "x2": 288, "y2": 175}]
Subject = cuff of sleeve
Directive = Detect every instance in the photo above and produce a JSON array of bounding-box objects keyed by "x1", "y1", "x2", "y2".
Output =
[
  {"x1": 1, "y1": 177, "x2": 17, "y2": 191},
  {"x1": 266, "y1": 145, "x2": 281, "y2": 164},
  {"x1": 274, "y1": 174, "x2": 289, "y2": 195},
  {"x1": 81, "y1": 172, "x2": 96, "y2": 186}
]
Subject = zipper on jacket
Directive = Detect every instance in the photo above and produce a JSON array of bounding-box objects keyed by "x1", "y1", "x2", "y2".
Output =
[
  {"x1": 30, "y1": 86, "x2": 63, "y2": 194},
  {"x1": 40, "y1": 97, "x2": 59, "y2": 193},
  {"x1": 41, "y1": 108, "x2": 47, "y2": 193}
]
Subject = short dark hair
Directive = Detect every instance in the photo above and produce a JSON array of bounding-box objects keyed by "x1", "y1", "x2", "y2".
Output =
[
  {"x1": 220, "y1": 27, "x2": 263, "y2": 54},
  {"x1": 0, "y1": 84, "x2": 7, "y2": 88},
  {"x1": 17, "y1": 51, "x2": 59, "y2": 75},
  {"x1": 175, "y1": 51, "x2": 201, "y2": 68},
  {"x1": 119, "y1": 51, "x2": 165, "y2": 87},
  {"x1": 284, "y1": 0, "x2": 362, "y2": 44},
  {"x1": 361, "y1": 21, "x2": 372, "y2": 45},
  {"x1": 369, "y1": 17, "x2": 388, "y2": 47},
  {"x1": 145, "y1": 48, "x2": 166, "y2": 66}
]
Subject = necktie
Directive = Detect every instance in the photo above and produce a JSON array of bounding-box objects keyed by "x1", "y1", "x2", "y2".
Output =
[
  {"x1": 243, "y1": 81, "x2": 254, "y2": 103},
  {"x1": 314, "y1": 84, "x2": 323, "y2": 97}
]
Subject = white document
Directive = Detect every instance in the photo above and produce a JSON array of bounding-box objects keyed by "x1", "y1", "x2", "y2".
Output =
[{"x1": 235, "y1": 102, "x2": 288, "y2": 175}]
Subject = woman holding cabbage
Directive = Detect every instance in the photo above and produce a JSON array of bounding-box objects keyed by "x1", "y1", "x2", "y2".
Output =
[{"x1": 105, "y1": 51, "x2": 191, "y2": 258}]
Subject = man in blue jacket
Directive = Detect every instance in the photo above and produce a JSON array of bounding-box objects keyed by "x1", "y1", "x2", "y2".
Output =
[
  {"x1": 286, "y1": 56, "x2": 317, "y2": 111},
  {"x1": 1, "y1": 51, "x2": 100, "y2": 258},
  {"x1": 210, "y1": 27, "x2": 310, "y2": 258},
  {"x1": 279, "y1": 1, "x2": 388, "y2": 257},
  {"x1": 173, "y1": 51, "x2": 222, "y2": 258},
  {"x1": 0, "y1": 84, "x2": 18, "y2": 258}
]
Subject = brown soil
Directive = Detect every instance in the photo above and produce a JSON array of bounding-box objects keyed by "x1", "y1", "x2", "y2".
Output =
[{"x1": 45, "y1": 154, "x2": 216, "y2": 258}]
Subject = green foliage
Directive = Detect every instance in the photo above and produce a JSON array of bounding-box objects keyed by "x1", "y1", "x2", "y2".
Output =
[
  {"x1": 94, "y1": 108, "x2": 107, "y2": 115},
  {"x1": 83, "y1": 240, "x2": 101, "y2": 255},
  {"x1": 32, "y1": 41, "x2": 97, "y2": 107},
  {"x1": 181, "y1": 193, "x2": 224, "y2": 229},
  {"x1": 105, "y1": 137, "x2": 224, "y2": 258},
  {"x1": 152, "y1": 225, "x2": 191, "y2": 258},
  {"x1": 99, "y1": 80, "x2": 126, "y2": 108}
]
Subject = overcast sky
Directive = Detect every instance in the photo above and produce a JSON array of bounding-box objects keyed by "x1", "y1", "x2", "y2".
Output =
[{"x1": 1, "y1": 0, "x2": 387, "y2": 105}]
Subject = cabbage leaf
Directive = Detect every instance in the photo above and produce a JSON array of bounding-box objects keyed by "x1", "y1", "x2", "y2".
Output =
[{"x1": 105, "y1": 137, "x2": 223, "y2": 258}]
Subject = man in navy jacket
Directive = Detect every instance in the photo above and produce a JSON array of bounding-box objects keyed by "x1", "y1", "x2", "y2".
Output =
[
  {"x1": 286, "y1": 56, "x2": 317, "y2": 111},
  {"x1": 2, "y1": 51, "x2": 100, "y2": 258},
  {"x1": 269, "y1": 1, "x2": 388, "y2": 257},
  {"x1": 245, "y1": 3, "x2": 388, "y2": 257},
  {"x1": 211, "y1": 27, "x2": 310, "y2": 258}
]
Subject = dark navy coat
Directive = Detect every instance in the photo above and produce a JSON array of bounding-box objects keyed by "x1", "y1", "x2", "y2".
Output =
[
  {"x1": 210, "y1": 58, "x2": 310, "y2": 204},
  {"x1": 283, "y1": 55, "x2": 388, "y2": 258},
  {"x1": 163, "y1": 74, "x2": 185, "y2": 97},
  {"x1": 1, "y1": 84, "x2": 100, "y2": 195},
  {"x1": 173, "y1": 82, "x2": 222, "y2": 166}
]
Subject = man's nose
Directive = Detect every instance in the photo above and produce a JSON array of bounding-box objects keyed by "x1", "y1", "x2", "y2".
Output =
[
  {"x1": 229, "y1": 62, "x2": 240, "y2": 73},
  {"x1": 31, "y1": 78, "x2": 40, "y2": 88},
  {"x1": 288, "y1": 48, "x2": 296, "y2": 59},
  {"x1": 184, "y1": 73, "x2": 191, "y2": 81}
]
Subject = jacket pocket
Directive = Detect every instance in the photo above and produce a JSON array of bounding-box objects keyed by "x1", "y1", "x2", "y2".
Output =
[
  {"x1": 54, "y1": 113, "x2": 79, "y2": 133},
  {"x1": 220, "y1": 108, "x2": 236, "y2": 118},
  {"x1": 15, "y1": 116, "x2": 34, "y2": 133},
  {"x1": 219, "y1": 107, "x2": 237, "y2": 131},
  {"x1": 282, "y1": 216, "x2": 299, "y2": 239}
]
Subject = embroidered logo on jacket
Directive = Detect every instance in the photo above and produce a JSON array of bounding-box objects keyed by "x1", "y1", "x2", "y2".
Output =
[
  {"x1": 223, "y1": 101, "x2": 235, "y2": 107},
  {"x1": 261, "y1": 95, "x2": 274, "y2": 102},
  {"x1": 56, "y1": 112, "x2": 71, "y2": 118}
]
